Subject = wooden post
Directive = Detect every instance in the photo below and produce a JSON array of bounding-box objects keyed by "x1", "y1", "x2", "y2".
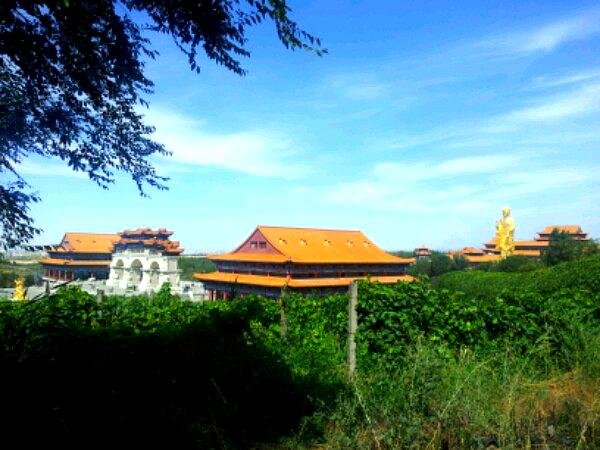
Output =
[
  {"x1": 348, "y1": 281, "x2": 358, "y2": 376},
  {"x1": 280, "y1": 285, "x2": 288, "y2": 337}
]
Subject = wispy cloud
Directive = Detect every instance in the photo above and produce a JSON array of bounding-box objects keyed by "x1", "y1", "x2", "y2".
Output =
[
  {"x1": 530, "y1": 68, "x2": 600, "y2": 89},
  {"x1": 326, "y1": 73, "x2": 390, "y2": 100},
  {"x1": 372, "y1": 154, "x2": 524, "y2": 182},
  {"x1": 477, "y1": 8, "x2": 600, "y2": 56},
  {"x1": 17, "y1": 161, "x2": 87, "y2": 179},
  {"x1": 373, "y1": 79, "x2": 600, "y2": 150},
  {"x1": 486, "y1": 82, "x2": 600, "y2": 131},
  {"x1": 145, "y1": 108, "x2": 311, "y2": 178},
  {"x1": 321, "y1": 153, "x2": 597, "y2": 215}
]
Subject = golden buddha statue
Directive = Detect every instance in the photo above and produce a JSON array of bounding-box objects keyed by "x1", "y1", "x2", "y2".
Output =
[
  {"x1": 13, "y1": 278, "x2": 26, "y2": 301},
  {"x1": 495, "y1": 206, "x2": 515, "y2": 259}
]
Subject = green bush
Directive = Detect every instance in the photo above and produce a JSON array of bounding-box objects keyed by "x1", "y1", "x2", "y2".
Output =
[
  {"x1": 436, "y1": 255, "x2": 600, "y2": 299},
  {"x1": 355, "y1": 279, "x2": 599, "y2": 369},
  {"x1": 496, "y1": 254, "x2": 543, "y2": 272},
  {"x1": 2, "y1": 262, "x2": 600, "y2": 448},
  {"x1": 0, "y1": 287, "x2": 338, "y2": 448}
]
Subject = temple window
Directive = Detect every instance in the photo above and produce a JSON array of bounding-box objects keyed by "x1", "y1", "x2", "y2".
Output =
[
  {"x1": 250, "y1": 241, "x2": 258, "y2": 249},
  {"x1": 258, "y1": 241, "x2": 267, "y2": 248}
]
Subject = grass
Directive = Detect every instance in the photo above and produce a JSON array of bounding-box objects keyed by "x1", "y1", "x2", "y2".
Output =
[{"x1": 287, "y1": 331, "x2": 600, "y2": 449}]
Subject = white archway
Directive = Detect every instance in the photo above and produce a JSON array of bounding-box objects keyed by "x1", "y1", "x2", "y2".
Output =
[
  {"x1": 129, "y1": 259, "x2": 143, "y2": 286},
  {"x1": 149, "y1": 261, "x2": 160, "y2": 288},
  {"x1": 114, "y1": 259, "x2": 124, "y2": 279}
]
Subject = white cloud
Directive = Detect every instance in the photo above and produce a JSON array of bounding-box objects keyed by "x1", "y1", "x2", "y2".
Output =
[
  {"x1": 531, "y1": 68, "x2": 600, "y2": 89},
  {"x1": 145, "y1": 108, "x2": 310, "y2": 178},
  {"x1": 478, "y1": 8, "x2": 600, "y2": 56},
  {"x1": 485, "y1": 82, "x2": 600, "y2": 132},
  {"x1": 326, "y1": 73, "x2": 389, "y2": 100},
  {"x1": 17, "y1": 161, "x2": 87, "y2": 179},
  {"x1": 372, "y1": 154, "x2": 524, "y2": 182},
  {"x1": 321, "y1": 153, "x2": 597, "y2": 216}
]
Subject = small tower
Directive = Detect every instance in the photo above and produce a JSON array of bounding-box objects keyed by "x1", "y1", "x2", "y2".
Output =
[
  {"x1": 106, "y1": 228, "x2": 183, "y2": 294},
  {"x1": 414, "y1": 246, "x2": 432, "y2": 260}
]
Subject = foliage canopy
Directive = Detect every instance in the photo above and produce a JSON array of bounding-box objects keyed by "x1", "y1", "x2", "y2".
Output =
[{"x1": 0, "y1": 0, "x2": 324, "y2": 248}]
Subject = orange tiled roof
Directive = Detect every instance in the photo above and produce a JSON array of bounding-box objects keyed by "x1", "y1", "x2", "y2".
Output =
[
  {"x1": 211, "y1": 226, "x2": 412, "y2": 264},
  {"x1": 194, "y1": 272, "x2": 414, "y2": 288},
  {"x1": 515, "y1": 240, "x2": 549, "y2": 247},
  {"x1": 115, "y1": 229, "x2": 184, "y2": 254},
  {"x1": 38, "y1": 258, "x2": 111, "y2": 266},
  {"x1": 48, "y1": 233, "x2": 120, "y2": 254},
  {"x1": 463, "y1": 247, "x2": 485, "y2": 255},
  {"x1": 513, "y1": 249, "x2": 541, "y2": 257},
  {"x1": 484, "y1": 237, "x2": 498, "y2": 246},
  {"x1": 448, "y1": 247, "x2": 485, "y2": 257},
  {"x1": 463, "y1": 254, "x2": 500, "y2": 263},
  {"x1": 119, "y1": 227, "x2": 174, "y2": 237},
  {"x1": 539, "y1": 225, "x2": 586, "y2": 235}
]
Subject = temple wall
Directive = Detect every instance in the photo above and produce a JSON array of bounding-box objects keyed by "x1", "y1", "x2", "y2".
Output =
[{"x1": 106, "y1": 248, "x2": 181, "y2": 294}]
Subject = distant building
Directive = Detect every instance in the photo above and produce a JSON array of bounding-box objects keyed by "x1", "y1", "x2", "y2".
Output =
[
  {"x1": 448, "y1": 247, "x2": 499, "y2": 266},
  {"x1": 484, "y1": 225, "x2": 590, "y2": 258},
  {"x1": 195, "y1": 225, "x2": 413, "y2": 299},
  {"x1": 39, "y1": 233, "x2": 120, "y2": 281},
  {"x1": 414, "y1": 246, "x2": 432, "y2": 259},
  {"x1": 106, "y1": 228, "x2": 183, "y2": 294}
]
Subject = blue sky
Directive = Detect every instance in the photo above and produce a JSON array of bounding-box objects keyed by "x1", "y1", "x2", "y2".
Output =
[{"x1": 16, "y1": 0, "x2": 600, "y2": 252}]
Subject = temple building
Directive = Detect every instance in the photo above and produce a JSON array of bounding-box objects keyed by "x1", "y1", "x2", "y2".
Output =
[
  {"x1": 39, "y1": 233, "x2": 120, "y2": 281},
  {"x1": 484, "y1": 225, "x2": 590, "y2": 258},
  {"x1": 414, "y1": 246, "x2": 432, "y2": 259},
  {"x1": 106, "y1": 228, "x2": 183, "y2": 294},
  {"x1": 195, "y1": 225, "x2": 413, "y2": 299},
  {"x1": 448, "y1": 247, "x2": 499, "y2": 266}
]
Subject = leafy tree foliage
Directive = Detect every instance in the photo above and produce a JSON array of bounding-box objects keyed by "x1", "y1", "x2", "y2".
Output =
[
  {"x1": 495, "y1": 254, "x2": 541, "y2": 272},
  {"x1": 452, "y1": 253, "x2": 469, "y2": 270},
  {"x1": 542, "y1": 229, "x2": 599, "y2": 266},
  {"x1": 0, "y1": 0, "x2": 324, "y2": 248},
  {"x1": 178, "y1": 257, "x2": 216, "y2": 281},
  {"x1": 408, "y1": 257, "x2": 432, "y2": 276},
  {"x1": 408, "y1": 251, "x2": 465, "y2": 277},
  {"x1": 430, "y1": 252, "x2": 455, "y2": 276}
]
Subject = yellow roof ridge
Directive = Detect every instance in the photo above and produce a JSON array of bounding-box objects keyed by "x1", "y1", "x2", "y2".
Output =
[
  {"x1": 257, "y1": 225, "x2": 362, "y2": 233},
  {"x1": 64, "y1": 232, "x2": 120, "y2": 236}
]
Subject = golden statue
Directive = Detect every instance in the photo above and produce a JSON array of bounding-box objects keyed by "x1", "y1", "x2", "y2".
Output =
[
  {"x1": 495, "y1": 206, "x2": 515, "y2": 259},
  {"x1": 13, "y1": 278, "x2": 26, "y2": 301}
]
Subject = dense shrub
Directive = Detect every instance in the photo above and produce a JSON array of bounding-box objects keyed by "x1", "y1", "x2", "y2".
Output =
[
  {"x1": 436, "y1": 254, "x2": 600, "y2": 299},
  {"x1": 2, "y1": 255, "x2": 600, "y2": 448},
  {"x1": 495, "y1": 254, "x2": 543, "y2": 272},
  {"x1": 356, "y1": 280, "x2": 600, "y2": 368},
  {"x1": 0, "y1": 287, "x2": 338, "y2": 448}
]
